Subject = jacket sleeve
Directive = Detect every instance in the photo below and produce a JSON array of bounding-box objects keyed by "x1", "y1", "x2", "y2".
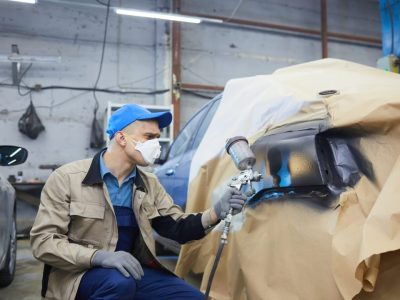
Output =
[
  {"x1": 151, "y1": 214, "x2": 205, "y2": 244},
  {"x1": 151, "y1": 179, "x2": 206, "y2": 244},
  {"x1": 30, "y1": 170, "x2": 97, "y2": 272}
]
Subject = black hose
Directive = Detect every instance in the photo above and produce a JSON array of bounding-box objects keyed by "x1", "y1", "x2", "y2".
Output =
[
  {"x1": 204, "y1": 240, "x2": 226, "y2": 299},
  {"x1": 203, "y1": 182, "x2": 252, "y2": 299}
]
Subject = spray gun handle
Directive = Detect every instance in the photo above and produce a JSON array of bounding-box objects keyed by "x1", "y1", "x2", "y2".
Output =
[{"x1": 221, "y1": 207, "x2": 234, "y2": 242}]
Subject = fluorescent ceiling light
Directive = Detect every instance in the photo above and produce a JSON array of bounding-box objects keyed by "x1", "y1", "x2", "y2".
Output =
[
  {"x1": 115, "y1": 8, "x2": 202, "y2": 24},
  {"x1": 8, "y1": 0, "x2": 37, "y2": 4}
]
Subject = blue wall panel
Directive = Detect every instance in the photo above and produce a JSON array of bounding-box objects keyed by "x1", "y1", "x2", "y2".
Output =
[{"x1": 380, "y1": 0, "x2": 400, "y2": 56}]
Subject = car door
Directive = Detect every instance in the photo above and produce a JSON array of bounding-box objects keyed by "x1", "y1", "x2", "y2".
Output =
[
  {"x1": 156, "y1": 96, "x2": 221, "y2": 209},
  {"x1": 0, "y1": 173, "x2": 11, "y2": 260}
]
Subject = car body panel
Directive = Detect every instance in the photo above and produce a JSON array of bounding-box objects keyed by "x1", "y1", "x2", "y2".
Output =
[
  {"x1": 0, "y1": 173, "x2": 14, "y2": 270},
  {"x1": 0, "y1": 146, "x2": 28, "y2": 287}
]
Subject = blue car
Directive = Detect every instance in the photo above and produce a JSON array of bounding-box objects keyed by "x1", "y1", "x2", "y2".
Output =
[
  {"x1": 154, "y1": 95, "x2": 220, "y2": 254},
  {"x1": 155, "y1": 95, "x2": 221, "y2": 210}
]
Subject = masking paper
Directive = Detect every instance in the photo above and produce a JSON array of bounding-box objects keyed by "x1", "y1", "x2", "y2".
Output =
[{"x1": 175, "y1": 59, "x2": 400, "y2": 299}]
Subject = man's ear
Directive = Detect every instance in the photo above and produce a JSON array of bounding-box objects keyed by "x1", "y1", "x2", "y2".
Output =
[{"x1": 114, "y1": 131, "x2": 127, "y2": 146}]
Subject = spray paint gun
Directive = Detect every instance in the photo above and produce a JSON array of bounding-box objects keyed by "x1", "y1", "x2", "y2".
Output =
[
  {"x1": 205, "y1": 136, "x2": 262, "y2": 299},
  {"x1": 220, "y1": 136, "x2": 263, "y2": 242},
  {"x1": 226, "y1": 136, "x2": 263, "y2": 194}
]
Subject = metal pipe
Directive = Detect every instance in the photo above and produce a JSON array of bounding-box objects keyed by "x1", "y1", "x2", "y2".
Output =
[
  {"x1": 184, "y1": 12, "x2": 319, "y2": 35},
  {"x1": 329, "y1": 32, "x2": 381, "y2": 45},
  {"x1": 171, "y1": 0, "x2": 181, "y2": 138},
  {"x1": 181, "y1": 11, "x2": 381, "y2": 47},
  {"x1": 181, "y1": 83, "x2": 224, "y2": 92},
  {"x1": 321, "y1": 0, "x2": 328, "y2": 58}
]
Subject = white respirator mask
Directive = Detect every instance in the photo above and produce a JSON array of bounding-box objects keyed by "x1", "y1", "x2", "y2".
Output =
[{"x1": 130, "y1": 137, "x2": 161, "y2": 165}]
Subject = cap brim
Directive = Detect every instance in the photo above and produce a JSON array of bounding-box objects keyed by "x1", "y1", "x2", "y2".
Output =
[{"x1": 137, "y1": 111, "x2": 172, "y2": 129}]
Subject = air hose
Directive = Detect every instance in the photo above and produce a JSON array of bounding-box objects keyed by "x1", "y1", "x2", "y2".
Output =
[
  {"x1": 204, "y1": 208, "x2": 234, "y2": 299},
  {"x1": 204, "y1": 136, "x2": 262, "y2": 299}
]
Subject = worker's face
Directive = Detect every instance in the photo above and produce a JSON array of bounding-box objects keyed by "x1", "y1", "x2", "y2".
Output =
[{"x1": 120, "y1": 120, "x2": 161, "y2": 166}]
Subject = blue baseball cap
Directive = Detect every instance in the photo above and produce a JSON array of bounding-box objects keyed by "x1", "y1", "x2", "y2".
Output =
[{"x1": 106, "y1": 104, "x2": 172, "y2": 139}]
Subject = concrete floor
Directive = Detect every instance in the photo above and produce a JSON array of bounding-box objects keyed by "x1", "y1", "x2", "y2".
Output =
[
  {"x1": 1, "y1": 239, "x2": 42, "y2": 300},
  {"x1": 0, "y1": 239, "x2": 202, "y2": 299}
]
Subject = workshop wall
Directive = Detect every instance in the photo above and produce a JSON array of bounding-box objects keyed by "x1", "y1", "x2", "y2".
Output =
[
  {"x1": 179, "y1": 0, "x2": 381, "y2": 119},
  {"x1": 0, "y1": 0, "x2": 381, "y2": 181}
]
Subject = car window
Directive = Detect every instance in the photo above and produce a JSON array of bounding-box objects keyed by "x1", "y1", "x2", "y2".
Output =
[
  {"x1": 168, "y1": 104, "x2": 210, "y2": 160},
  {"x1": 192, "y1": 97, "x2": 221, "y2": 149}
]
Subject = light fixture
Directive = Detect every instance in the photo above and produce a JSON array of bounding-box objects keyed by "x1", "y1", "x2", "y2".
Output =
[
  {"x1": 115, "y1": 8, "x2": 203, "y2": 24},
  {"x1": 8, "y1": 0, "x2": 37, "y2": 4}
]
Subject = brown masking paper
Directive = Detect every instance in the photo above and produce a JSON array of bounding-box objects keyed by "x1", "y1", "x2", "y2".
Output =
[{"x1": 176, "y1": 59, "x2": 400, "y2": 299}]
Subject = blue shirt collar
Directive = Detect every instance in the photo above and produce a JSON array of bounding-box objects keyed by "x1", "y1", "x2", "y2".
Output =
[{"x1": 99, "y1": 151, "x2": 136, "y2": 182}]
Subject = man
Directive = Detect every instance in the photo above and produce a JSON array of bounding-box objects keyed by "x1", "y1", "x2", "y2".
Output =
[{"x1": 30, "y1": 104, "x2": 246, "y2": 300}]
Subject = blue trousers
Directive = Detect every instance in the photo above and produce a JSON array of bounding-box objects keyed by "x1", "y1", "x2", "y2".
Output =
[{"x1": 76, "y1": 266, "x2": 204, "y2": 300}]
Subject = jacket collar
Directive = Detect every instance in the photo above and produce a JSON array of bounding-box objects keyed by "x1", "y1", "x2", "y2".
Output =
[{"x1": 82, "y1": 149, "x2": 147, "y2": 193}]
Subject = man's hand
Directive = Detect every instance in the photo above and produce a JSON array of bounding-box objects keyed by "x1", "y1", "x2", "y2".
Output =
[
  {"x1": 91, "y1": 250, "x2": 144, "y2": 280},
  {"x1": 213, "y1": 187, "x2": 247, "y2": 219}
]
